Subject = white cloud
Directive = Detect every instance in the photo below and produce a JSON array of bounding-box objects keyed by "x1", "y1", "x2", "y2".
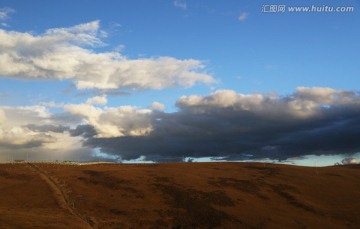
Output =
[
  {"x1": 0, "y1": 106, "x2": 51, "y2": 126},
  {"x1": 150, "y1": 102, "x2": 165, "y2": 111},
  {"x1": 173, "y1": 0, "x2": 187, "y2": 10},
  {"x1": 295, "y1": 87, "x2": 358, "y2": 104},
  {"x1": 41, "y1": 132, "x2": 83, "y2": 152},
  {"x1": 177, "y1": 89, "x2": 268, "y2": 113},
  {"x1": 238, "y1": 12, "x2": 249, "y2": 21},
  {"x1": 0, "y1": 21, "x2": 214, "y2": 90},
  {"x1": 64, "y1": 102, "x2": 154, "y2": 138},
  {"x1": 0, "y1": 106, "x2": 56, "y2": 146},
  {"x1": 177, "y1": 87, "x2": 360, "y2": 118},
  {"x1": 0, "y1": 98, "x2": 155, "y2": 160},
  {"x1": 44, "y1": 20, "x2": 105, "y2": 47},
  {"x1": 0, "y1": 105, "x2": 92, "y2": 161},
  {"x1": 86, "y1": 95, "x2": 107, "y2": 105}
]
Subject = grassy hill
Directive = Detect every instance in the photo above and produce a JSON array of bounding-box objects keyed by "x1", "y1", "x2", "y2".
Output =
[{"x1": 0, "y1": 162, "x2": 359, "y2": 228}]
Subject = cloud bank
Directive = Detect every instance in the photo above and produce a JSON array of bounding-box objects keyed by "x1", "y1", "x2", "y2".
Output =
[
  {"x1": 0, "y1": 21, "x2": 214, "y2": 90},
  {"x1": 1, "y1": 87, "x2": 360, "y2": 162},
  {"x1": 0, "y1": 105, "x2": 91, "y2": 161},
  {"x1": 63, "y1": 87, "x2": 360, "y2": 161}
]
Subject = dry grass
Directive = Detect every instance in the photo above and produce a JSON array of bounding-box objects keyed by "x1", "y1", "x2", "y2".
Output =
[{"x1": 0, "y1": 162, "x2": 359, "y2": 228}]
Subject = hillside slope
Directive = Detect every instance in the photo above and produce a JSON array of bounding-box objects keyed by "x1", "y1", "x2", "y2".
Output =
[{"x1": 0, "y1": 162, "x2": 359, "y2": 228}]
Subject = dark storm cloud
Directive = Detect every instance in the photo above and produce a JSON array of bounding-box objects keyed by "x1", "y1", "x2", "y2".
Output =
[
  {"x1": 25, "y1": 124, "x2": 70, "y2": 133},
  {"x1": 70, "y1": 125, "x2": 97, "y2": 138},
  {"x1": 0, "y1": 140, "x2": 44, "y2": 149},
  {"x1": 79, "y1": 87, "x2": 360, "y2": 161}
]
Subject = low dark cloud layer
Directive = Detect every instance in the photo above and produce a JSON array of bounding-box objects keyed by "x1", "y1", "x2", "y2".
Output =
[
  {"x1": 70, "y1": 125, "x2": 97, "y2": 138},
  {"x1": 26, "y1": 124, "x2": 70, "y2": 133},
  {"x1": 77, "y1": 87, "x2": 360, "y2": 161}
]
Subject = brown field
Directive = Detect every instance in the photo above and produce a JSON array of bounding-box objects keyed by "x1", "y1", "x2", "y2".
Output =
[{"x1": 0, "y1": 162, "x2": 359, "y2": 229}]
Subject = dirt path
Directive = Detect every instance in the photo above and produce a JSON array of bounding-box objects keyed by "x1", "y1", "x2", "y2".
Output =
[{"x1": 27, "y1": 163, "x2": 96, "y2": 229}]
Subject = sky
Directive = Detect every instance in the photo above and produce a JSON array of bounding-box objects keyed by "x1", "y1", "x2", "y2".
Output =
[{"x1": 0, "y1": 0, "x2": 360, "y2": 165}]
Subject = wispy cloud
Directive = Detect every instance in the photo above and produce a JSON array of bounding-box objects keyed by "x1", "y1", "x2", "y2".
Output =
[
  {"x1": 173, "y1": 0, "x2": 187, "y2": 10},
  {"x1": 238, "y1": 12, "x2": 249, "y2": 21},
  {"x1": 0, "y1": 7, "x2": 15, "y2": 21}
]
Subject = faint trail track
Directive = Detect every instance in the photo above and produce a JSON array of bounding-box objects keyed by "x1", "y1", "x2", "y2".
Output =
[{"x1": 27, "y1": 163, "x2": 96, "y2": 229}]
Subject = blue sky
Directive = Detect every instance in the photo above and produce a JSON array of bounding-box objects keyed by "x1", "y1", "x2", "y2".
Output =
[{"x1": 0, "y1": 0, "x2": 359, "y2": 165}]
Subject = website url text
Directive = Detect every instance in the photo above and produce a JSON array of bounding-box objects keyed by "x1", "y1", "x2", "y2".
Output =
[{"x1": 262, "y1": 5, "x2": 355, "y2": 13}]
